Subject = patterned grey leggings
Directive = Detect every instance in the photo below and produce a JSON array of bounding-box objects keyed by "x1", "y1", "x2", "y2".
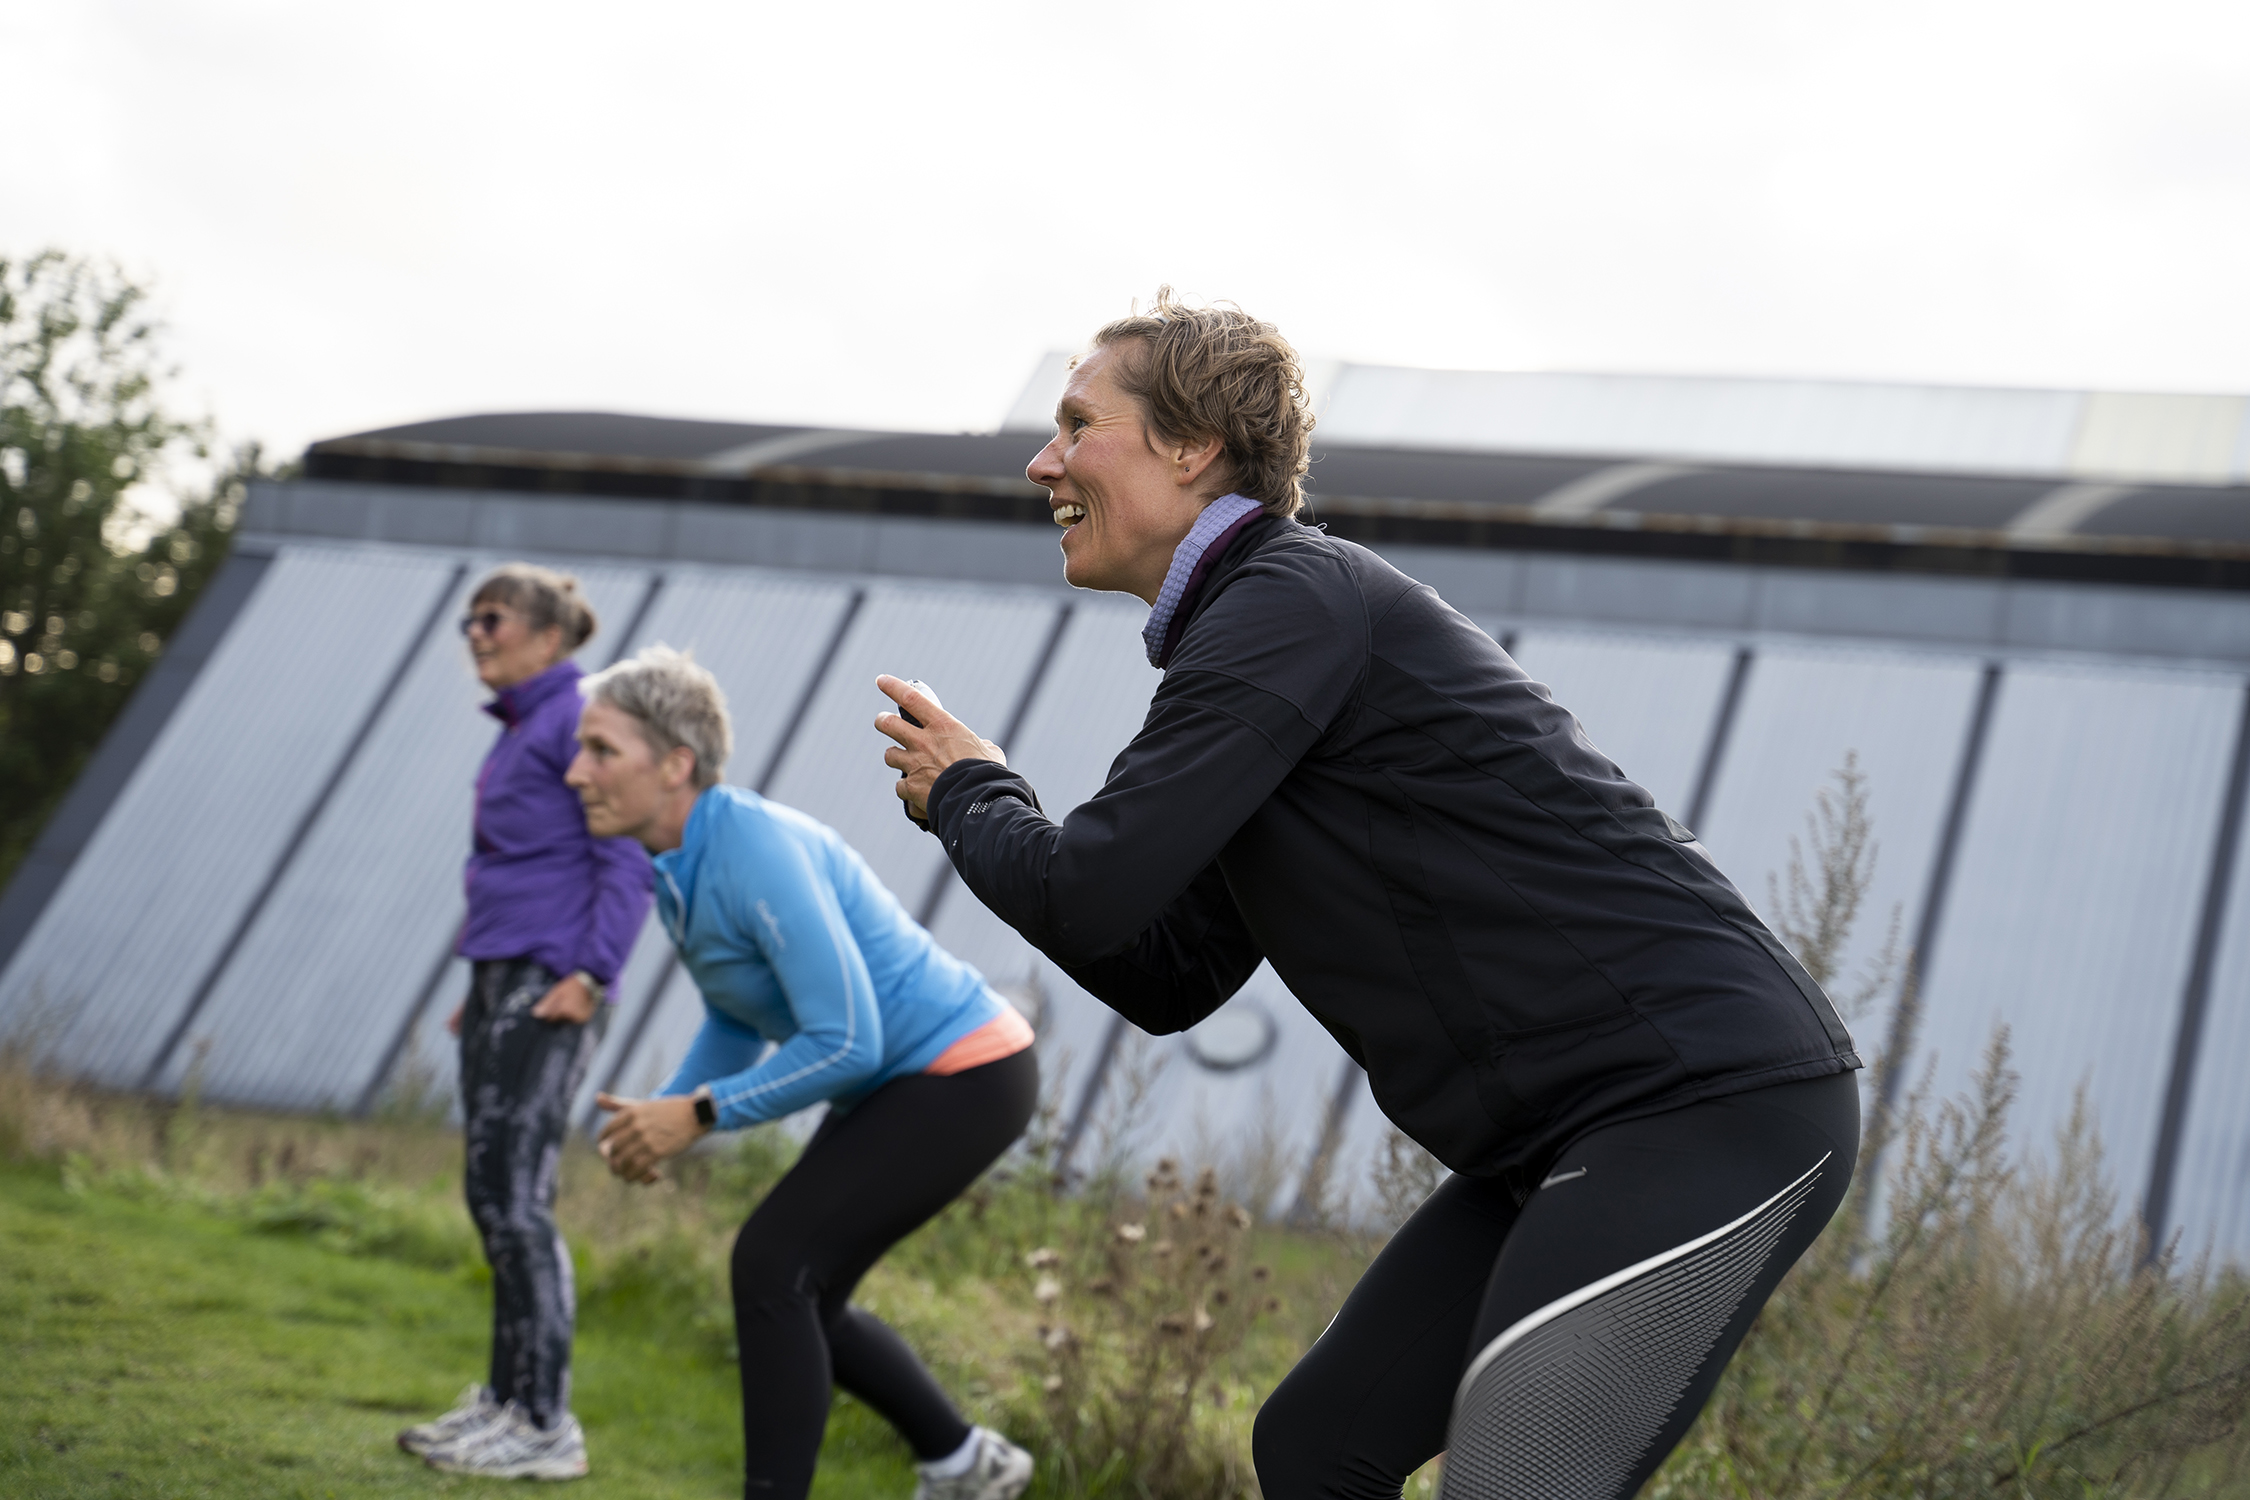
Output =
[{"x1": 460, "y1": 959, "x2": 606, "y2": 1430}]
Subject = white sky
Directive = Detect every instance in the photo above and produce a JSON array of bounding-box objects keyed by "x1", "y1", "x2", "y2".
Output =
[{"x1": 6, "y1": 0, "x2": 2248, "y2": 463}]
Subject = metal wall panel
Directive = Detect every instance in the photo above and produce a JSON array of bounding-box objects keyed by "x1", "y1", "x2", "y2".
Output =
[
  {"x1": 922, "y1": 599, "x2": 1162, "y2": 1145},
  {"x1": 2164, "y1": 782, "x2": 2250, "y2": 1265},
  {"x1": 1695, "y1": 646, "x2": 1987, "y2": 1057},
  {"x1": 563, "y1": 569, "x2": 861, "y2": 1121},
  {"x1": 761, "y1": 583, "x2": 1063, "y2": 915},
  {"x1": 0, "y1": 547, "x2": 457, "y2": 1087},
  {"x1": 161, "y1": 562, "x2": 653, "y2": 1109},
  {"x1": 1912, "y1": 662, "x2": 2240, "y2": 1207},
  {"x1": 1504, "y1": 627, "x2": 1738, "y2": 814}
]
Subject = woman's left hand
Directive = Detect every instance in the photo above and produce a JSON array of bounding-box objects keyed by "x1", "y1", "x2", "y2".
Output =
[
  {"x1": 874, "y1": 675, "x2": 1006, "y2": 822},
  {"x1": 530, "y1": 973, "x2": 597, "y2": 1024},
  {"x1": 595, "y1": 1093, "x2": 705, "y2": 1184}
]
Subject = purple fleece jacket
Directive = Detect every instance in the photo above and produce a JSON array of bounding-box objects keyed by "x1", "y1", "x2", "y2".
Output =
[{"x1": 458, "y1": 660, "x2": 654, "y2": 988}]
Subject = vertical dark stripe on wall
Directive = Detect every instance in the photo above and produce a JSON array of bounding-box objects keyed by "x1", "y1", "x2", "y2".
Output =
[
  {"x1": 142, "y1": 561, "x2": 470, "y2": 1091},
  {"x1": 581, "y1": 586, "x2": 868, "y2": 1123},
  {"x1": 0, "y1": 547, "x2": 276, "y2": 978},
  {"x1": 915, "y1": 601, "x2": 1075, "y2": 928},
  {"x1": 1288, "y1": 1057, "x2": 1367, "y2": 1224},
  {"x1": 356, "y1": 925, "x2": 465, "y2": 1117},
  {"x1": 1684, "y1": 646, "x2": 1755, "y2": 830},
  {"x1": 2140, "y1": 677, "x2": 2250, "y2": 1262},
  {"x1": 1876, "y1": 659, "x2": 2005, "y2": 1124},
  {"x1": 604, "y1": 572, "x2": 666, "y2": 667},
  {"x1": 1055, "y1": 1013, "x2": 1130, "y2": 1180}
]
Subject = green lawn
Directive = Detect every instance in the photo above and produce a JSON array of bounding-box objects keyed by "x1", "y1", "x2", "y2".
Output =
[{"x1": 0, "y1": 1163, "x2": 915, "y2": 1500}]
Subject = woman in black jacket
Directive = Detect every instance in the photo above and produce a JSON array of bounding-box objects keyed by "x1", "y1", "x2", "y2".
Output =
[{"x1": 877, "y1": 291, "x2": 1861, "y2": 1500}]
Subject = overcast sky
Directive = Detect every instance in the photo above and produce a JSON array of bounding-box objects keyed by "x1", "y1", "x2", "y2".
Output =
[{"x1": 7, "y1": 0, "x2": 2248, "y2": 464}]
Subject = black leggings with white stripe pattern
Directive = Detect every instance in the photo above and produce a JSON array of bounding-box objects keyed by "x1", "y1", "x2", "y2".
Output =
[{"x1": 1253, "y1": 1070, "x2": 1858, "y2": 1500}]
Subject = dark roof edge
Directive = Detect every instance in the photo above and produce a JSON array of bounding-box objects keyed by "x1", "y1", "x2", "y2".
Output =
[{"x1": 297, "y1": 447, "x2": 2250, "y2": 593}]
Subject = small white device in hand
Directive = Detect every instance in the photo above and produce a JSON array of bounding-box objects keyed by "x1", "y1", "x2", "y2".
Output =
[{"x1": 898, "y1": 679, "x2": 941, "y2": 728}]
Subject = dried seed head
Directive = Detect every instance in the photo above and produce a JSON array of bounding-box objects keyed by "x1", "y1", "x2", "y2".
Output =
[
  {"x1": 1152, "y1": 1239, "x2": 1175, "y2": 1258},
  {"x1": 1206, "y1": 1254, "x2": 1228, "y2": 1274},
  {"x1": 1025, "y1": 1246, "x2": 1062, "y2": 1270},
  {"x1": 1264, "y1": 1296, "x2": 1282, "y2": 1313},
  {"x1": 1043, "y1": 1323, "x2": 1073, "y2": 1350},
  {"x1": 1251, "y1": 1264, "x2": 1271, "y2": 1281},
  {"x1": 1114, "y1": 1222, "x2": 1146, "y2": 1244},
  {"x1": 1211, "y1": 1287, "x2": 1231, "y2": 1306},
  {"x1": 1195, "y1": 1167, "x2": 1219, "y2": 1198},
  {"x1": 1034, "y1": 1275, "x2": 1062, "y2": 1304},
  {"x1": 1156, "y1": 1313, "x2": 1189, "y2": 1335},
  {"x1": 1088, "y1": 1276, "x2": 1116, "y2": 1296},
  {"x1": 1043, "y1": 1373, "x2": 1066, "y2": 1394},
  {"x1": 1228, "y1": 1204, "x2": 1254, "y2": 1229},
  {"x1": 1193, "y1": 1306, "x2": 1215, "y2": 1333},
  {"x1": 1169, "y1": 1201, "x2": 1189, "y2": 1220}
]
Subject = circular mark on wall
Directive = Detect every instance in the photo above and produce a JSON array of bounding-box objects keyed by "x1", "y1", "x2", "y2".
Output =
[{"x1": 1185, "y1": 1002, "x2": 1278, "y2": 1073}]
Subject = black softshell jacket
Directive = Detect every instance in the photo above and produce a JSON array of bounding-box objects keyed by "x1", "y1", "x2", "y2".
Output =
[{"x1": 929, "y1": 517, "x2": 1860, "y2": 1183}]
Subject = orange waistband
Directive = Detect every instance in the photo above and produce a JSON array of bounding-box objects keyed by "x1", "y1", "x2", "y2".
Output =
[{"x1": 924, "y1": 1003, "x2": 1036, "y2": 1076}]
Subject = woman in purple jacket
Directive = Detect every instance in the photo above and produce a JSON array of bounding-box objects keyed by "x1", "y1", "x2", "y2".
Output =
[{"x1": 397, "y1": 563, "x2": 655, "y2": 1481}]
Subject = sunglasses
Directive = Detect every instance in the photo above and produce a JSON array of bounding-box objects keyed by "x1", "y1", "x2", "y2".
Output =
[{"x1": 458, "y1": 609, "x2": 512, "y2": 637}]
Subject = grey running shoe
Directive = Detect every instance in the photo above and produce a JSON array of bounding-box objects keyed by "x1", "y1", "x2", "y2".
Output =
[
  {"x1": 423, "y1": 1400, "x2": 588, "y2": 1480},
  {"x1": 396, "y1": 1383, "x2": 498, "y2": 1456},
  {"x1": 914, "y1": 1428, "x2": 1033, "y2": 1500}
]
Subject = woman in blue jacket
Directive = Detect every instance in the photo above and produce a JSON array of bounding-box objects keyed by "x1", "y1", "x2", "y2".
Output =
[{"x1": 576, "y1": 645, "x2": 1038, "y2": 1500}]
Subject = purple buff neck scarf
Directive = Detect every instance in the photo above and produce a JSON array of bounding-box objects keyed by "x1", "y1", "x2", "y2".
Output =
[{"x1": 1141, "y1": 493, "x2": 1264, "y2": 667}]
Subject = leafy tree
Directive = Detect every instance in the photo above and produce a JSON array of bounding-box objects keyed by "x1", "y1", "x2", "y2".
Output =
[{"x1": 0, "y1": 250, "x2": 282, "y2": 885}]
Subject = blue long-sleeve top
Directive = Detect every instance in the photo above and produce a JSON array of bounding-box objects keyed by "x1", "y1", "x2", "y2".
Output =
[{"x1": 653, "y1": 785, "x2": 1007, "y2": 1130}]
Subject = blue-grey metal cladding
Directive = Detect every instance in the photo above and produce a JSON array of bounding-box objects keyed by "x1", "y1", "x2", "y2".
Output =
[
  {"x1": 2165, "y1": 757, "x2": 2250, "y2": 1266},
  {"x1": 1695, "y1": 645, "x2": 1989, "y2": 1064},
  {"x1": 923, "y1": 598, "x2": 1159, "y2": 1145},
  {"x1": 1504, "y1": 628, "x2": 1739, "y2": 815},
  {"x1": 1909, "y1": 661, "x2": 2243, "y2": 1204},
  {"x1": 144, "y1": 558, "x2": 653, "y2": 1110},
  {"x1": 0, "y1": 547, "x2": 457, "y2": 1086}
]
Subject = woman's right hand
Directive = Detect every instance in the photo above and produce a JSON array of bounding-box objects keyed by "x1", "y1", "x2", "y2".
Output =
[{"x1": 446, "y1": 1003, "x2": 464, "y2": 1036}]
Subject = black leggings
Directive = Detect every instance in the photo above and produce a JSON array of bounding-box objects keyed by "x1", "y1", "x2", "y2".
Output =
[
  {"x1": 1254, "y1": 1070, "x2": 1858, "y2": 1500},
  {"x1": 460, "y1": 958, "x2": 607, "y2": 1428},
  {"x1": 731, "y1": 1047, "x2": 1039, "y2": 1500}
]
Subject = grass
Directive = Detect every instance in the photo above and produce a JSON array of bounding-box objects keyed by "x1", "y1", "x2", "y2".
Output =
[{"x1": 0, "y1": 1154, "x2": 924, "y2": 1500}]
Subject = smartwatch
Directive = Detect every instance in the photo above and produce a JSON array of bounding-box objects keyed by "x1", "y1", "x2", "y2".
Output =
[
  {"x1": 692, "y1": 1088, "x2": 717, "y2": 1130},
  {"x1": 569, "y1": 969, "x2": 607, "y2": 1007}
]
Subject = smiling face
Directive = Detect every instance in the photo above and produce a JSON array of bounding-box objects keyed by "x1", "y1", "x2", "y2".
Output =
[
  {"x1": 466, "y1": 600, "x2": 566, "y2": 690},
  {"x1": 566, "y1": 698, "x2": 697, "y2": 851},
  {"x1": 1024, "y1": 344, "x2": 1224, "y2": 602}
]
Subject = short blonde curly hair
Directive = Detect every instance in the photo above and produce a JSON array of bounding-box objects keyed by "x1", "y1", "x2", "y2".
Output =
[{"x1": 1086, "y1": 287, "x2": 1315, "y2": 518}]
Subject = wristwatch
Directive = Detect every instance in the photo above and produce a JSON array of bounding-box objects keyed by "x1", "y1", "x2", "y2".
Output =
[
  {"x1": 569, "y1": 969, "x2": 607, "y2": 1006},
  {"x1": 692, "y1": 1087, "x2": 717, "y2": 1130}
]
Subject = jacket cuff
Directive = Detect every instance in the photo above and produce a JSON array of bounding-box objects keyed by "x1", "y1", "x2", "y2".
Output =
[{"x1": 929, "y1": 759, "x2": 1039, "y2": 852}]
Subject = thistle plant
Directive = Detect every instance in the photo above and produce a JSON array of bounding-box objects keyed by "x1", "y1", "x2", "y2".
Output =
[{"x1": 1020, "y1": 1158, "x2": 1279, "y2": 1500}]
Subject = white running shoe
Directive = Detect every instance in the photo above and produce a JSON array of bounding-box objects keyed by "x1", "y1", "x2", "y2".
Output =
[
  {"x1": 422, "y1": 1400, "x2": 589, "y2": 1480},
  {"x1": 396, "y1": 1383, "x2": 498, "y2": 1456},
  {"x1": 914, "y1": 1428, "x2": 1033, "y2": 1500}
]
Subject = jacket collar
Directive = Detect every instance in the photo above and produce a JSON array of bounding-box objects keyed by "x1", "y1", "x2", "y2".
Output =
[
  {"x1": 1156, "y1": 511, "x2": 1288, "y2": 669},
  {"x1": 652, "y1": 785, "x2": 721, "y2": 943},
  {"x1": 483, "y1": 659, "x2": 583, "y2": 728}
]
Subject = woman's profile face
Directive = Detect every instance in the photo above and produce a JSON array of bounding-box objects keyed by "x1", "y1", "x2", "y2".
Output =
[
  {"x1": 464, "y1": 598, "x2": 564, "y2": 690},
  {"x1": 1026, "y1": 345, "x2": 1210, "y2": 602},
  {"x1": 566, "y1": 698, "x2": 669, "y2": 843}
]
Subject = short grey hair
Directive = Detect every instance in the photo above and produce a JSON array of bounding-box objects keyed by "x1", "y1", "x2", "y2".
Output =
[{"x1": 580, "y1": 644, "x2": 732, "y2": 790}]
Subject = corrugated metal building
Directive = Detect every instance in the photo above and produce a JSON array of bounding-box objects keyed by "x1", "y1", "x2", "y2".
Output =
[{"x1": 6, "y1": 364, "x2": 2250, "y2": 1263}]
